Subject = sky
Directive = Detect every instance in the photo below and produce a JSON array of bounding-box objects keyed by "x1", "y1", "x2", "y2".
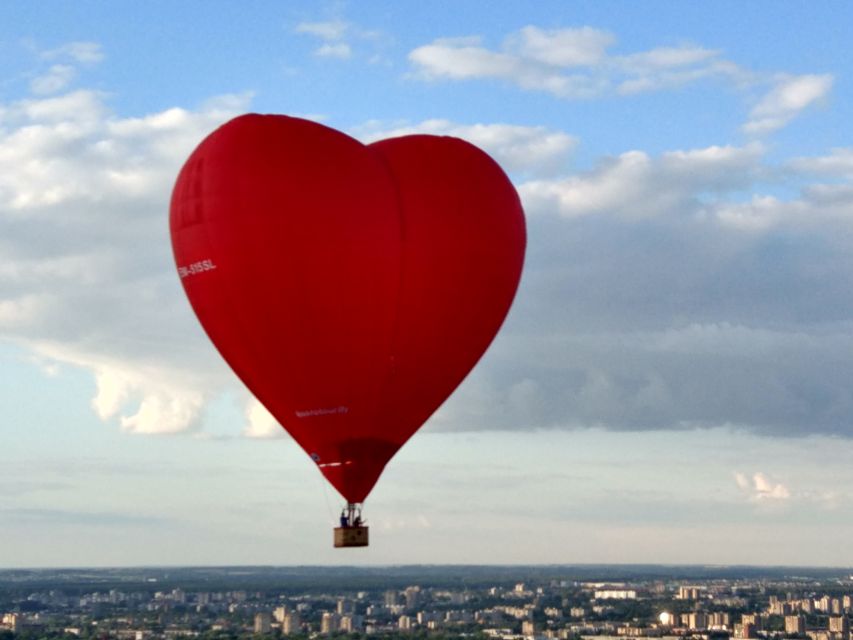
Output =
[{"x1": 1, "y1": 1, "x2": 853, "y2": 568}]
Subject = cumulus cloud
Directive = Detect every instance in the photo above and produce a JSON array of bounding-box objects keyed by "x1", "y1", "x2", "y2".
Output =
[
  {"x1": 752, "y1": 473, "x2": 791, "y2": 500},
  {"x1": 409, "y1": 26, "x2": 737, "y2": 100},
  {"x1": 789, "y1": 147, "x2": 853, "y2": 178},
  {"x1": 511, "y1": 26, "x2": 615, "y2": 67},
  {"x1": 355, "y1": 119, "x2": 577, "y2": 178},
  {"x1": 242, "y1": 398, "x2": 285, "y2": 439},
  {"x1": 732, "y1": 471, "x2": 846, "y2": 509},
  {"x1": 519, "y1": 143, "x2": 763, "y2": 218},
  {"x1": 410, "y1": 37, "x2": 522, "y2": 81},
  {"x1": 6, "y1": 88, "x2": 853, "y2": 441},
  {"x1": 3, "y1": 60, "x2": 853, "y2": 444},
  {"x1": 744, "y1": 74, "x2": 834, "y2": 135},
  {"x1": 735, "y1": 472, "x2": 790, "y2": 501},
  {"x1": 426, "y1": 139, "x2": 853, "y2": 438},
  {"x1": 0, "y1": 89, "x2": 251, "y2": 434}
]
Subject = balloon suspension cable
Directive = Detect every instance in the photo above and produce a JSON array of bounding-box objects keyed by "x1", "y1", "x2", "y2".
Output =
[{"x1": 318, "y1": 470, "x2": 335, "y2": 526}]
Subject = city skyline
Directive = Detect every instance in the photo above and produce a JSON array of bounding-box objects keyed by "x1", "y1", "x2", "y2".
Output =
[
  {"x1": 2, "y1": 565, "x2": 853, "y2": 639},
  {"x1": 2, "y1": 1, "x2": 853, "y2": 566}
]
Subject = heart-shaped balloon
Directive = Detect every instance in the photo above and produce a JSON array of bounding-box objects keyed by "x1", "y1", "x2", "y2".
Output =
[{"x1": 170, "y1": 114, "x2": 525, "y2": 503}]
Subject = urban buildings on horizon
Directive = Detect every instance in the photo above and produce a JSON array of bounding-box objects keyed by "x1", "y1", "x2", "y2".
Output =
[{"x1": 2, "y1": 570, "x2": 853, "y2": 640}]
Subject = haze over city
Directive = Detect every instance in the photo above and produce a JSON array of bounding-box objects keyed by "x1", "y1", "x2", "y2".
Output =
[{"x1": 1, "y1": 2, "x2": 853, "y2": 567}]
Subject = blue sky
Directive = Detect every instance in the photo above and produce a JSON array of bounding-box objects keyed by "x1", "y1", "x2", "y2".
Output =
[{"x1": 2, "y1": 1, "x2": 853, "y2": 567}]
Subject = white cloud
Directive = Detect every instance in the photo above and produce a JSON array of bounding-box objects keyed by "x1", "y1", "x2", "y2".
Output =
[
  {"x1": 30, "y1": 64, "x2": 76, "y2": 95},
  {"x1": 713, "y1": 195, "x2": 794, "y2": 231},
  {"x1": 0, "y1": 90, "x2": 250, "y2": 434},
  {"x1": 42, "y1": 41, "x2": 104, "y2": 65},
  {"x1": 4, "y1": 88, "x2": 107, "y2": 125},
  {"x1": 521, "y1": 150, "x2": 656, "y2": 217},
  {"x1": 519, "y1": 143, "x2": 763, "y2": 218},
  {"x1": 4, "y1": 81, "x2": 853, "y2": 444},
  {"x1": 712, "y1": 178, "x2": 853, "y2": 232},
  {"x1": 409, "y1": 28, "x2": 737, "y2": 100},
  {"x1": 615, "y1": 54, "x2": 742, "y2": 95},
  {"x1": 734, "y1": 472, "x2": 792, "y2": 502},
  {"x1": 511, "y1": 26, "x2": 615, "y2": 67},
  {"x1": 35, "y1": 340, "x2": 214, "y2": 435},
  {"x1": 26, "y1": 41, "x2": 104, "y2": 98},
  {"x1": 355, "y1": 118, "x2": 577, "y2": 177},
  {"x1": 242, "y1": 399, "x2": 284, "y2": 439},
  {"x1": 295, "y1": 17, "x2": 382, "y2": 61},
  {"x1": 92, "y1": 368, "x2": 132, "y2": 421},
  {"x1": 119, "y1": 392, "x2": 204, "y2": 435},
  {"x1": 620, "y1": 45, "x2": 719, "y2": 70},
  {"x1": 0, "y1": 93, "x2": 249, "y2": 215},
  {"x1": 315, "y1": 43, "x2": 351, "y2": 59},
  {"x1": 789, "y1": 147, "x2": 853, "y2": 178},
  {"x1": 295, "y1": 20, "x2": 349, "y2": 41},
  {"x1": 409, "y1": 37, "x2": 523, "y2": 81},
  {"x1": 408, "y1": 27, "x2": 831, "y2": 134},
  {"x1": 752, "y1": 472, "x2": 791, "y2": 500},
  {"x1": 744, "y1": 74, "x2": 834, "y2": 134},
  {"x1": 426, "y1": 134, "x2": 853, "y2": 438}
]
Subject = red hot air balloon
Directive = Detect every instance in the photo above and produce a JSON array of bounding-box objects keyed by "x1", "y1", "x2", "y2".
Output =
[{"x1": 170, "y1": 114, "x2": 525, "y2": 546}]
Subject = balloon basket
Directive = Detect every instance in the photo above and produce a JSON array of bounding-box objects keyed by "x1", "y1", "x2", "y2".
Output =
[{"x1": 334, "y1": 526, "x2": 369, "y2": 548}]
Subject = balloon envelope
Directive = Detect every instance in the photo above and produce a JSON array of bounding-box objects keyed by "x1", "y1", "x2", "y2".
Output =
[{"x1": 170, "y1": 114, "x2": 525, "y2": 503}]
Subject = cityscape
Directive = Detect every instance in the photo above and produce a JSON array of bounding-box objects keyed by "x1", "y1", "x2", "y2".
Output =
[
  {"x1": 3, "y1": 3, "x2": 853, "y2": 573},
  {"x1": 2, "y1": 566, "x2": 853, "y2": 640}
]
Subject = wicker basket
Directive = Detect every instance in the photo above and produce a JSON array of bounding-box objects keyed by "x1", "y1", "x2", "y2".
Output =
[{"x1": 334, "y1": 526, "x2": 369, "y2": 547}]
